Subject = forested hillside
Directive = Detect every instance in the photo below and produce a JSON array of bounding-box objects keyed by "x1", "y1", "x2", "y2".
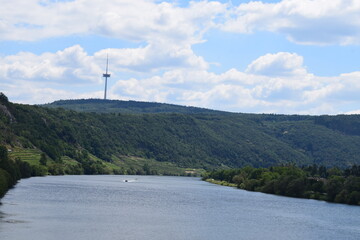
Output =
[
  {"x1": 2, "y1": 94, "x2": 360, "y2": 181},
  {"x1": 44, "y1": 99, "x2": 360, "y2": 168},
  {"x1": 43, "y1": 99, "x2": 223, "y2": 114}
]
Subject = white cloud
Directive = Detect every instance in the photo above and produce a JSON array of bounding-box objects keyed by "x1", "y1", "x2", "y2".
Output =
[
  {"x1": 0, "y1": 0, "x2": 90, "y2": 41},
  {"x1": 111, "y1": 77, "x2": 169, "y2": 103},
  {"x1": 3, "y1": 47, "x2": 360, "y2": 114},
  {"x1": 95, "y1": 43, "x2": 208, "y2": 73},
  {"x1": 1, "y1": 0, "x2": 359, "y2": 114},
  {"x1": 0, "y1": 42, "x2": 208, "y2": 91},
  {"x1": 1, "y1": 0, "x2": 226, "y2": 78},
  {"x1": 0, "y1": 80, "x2": 77, "y2": 104},
  {"x1": 245, "y1": 52, "x2": 307, "y2": 77},
  {"x1": 222, "y1": 0, "x2": 360, "y2": 45},
  {"x1": 94, "y1": 1, "x2": 225, "y2": 44},
  {"x1": 0, "y1": 1, "x2": 222, "y2": 74},
  {"x1": 0, "y1": 45, "x2": 102, "y2": 83},
  {"x1": 2, "y1": 0, "x2": 360, "y2": 47},
  {"x1": 105, "y1": 51, "x2": 360, "y2": 114},
  {"x1": 0, "y1": 0, "x2": 225, "y2": 43}
]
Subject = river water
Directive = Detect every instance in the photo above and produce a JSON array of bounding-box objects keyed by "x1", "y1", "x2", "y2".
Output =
[{"x1": 0, "y1": 175, "x2": 359, "y2": 240}]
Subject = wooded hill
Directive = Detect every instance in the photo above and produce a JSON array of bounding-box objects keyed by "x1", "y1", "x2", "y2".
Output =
[
  {"x1": 2, "y1": 95, "x2": 360, "y2": 178},
  {"x1": 43, "y1": 99, "x2": 223, "y2": 114}
]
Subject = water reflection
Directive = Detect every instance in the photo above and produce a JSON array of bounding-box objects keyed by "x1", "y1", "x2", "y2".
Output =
[{"x1": 0, "y1": 176, "x2": 359, "y2": 240}]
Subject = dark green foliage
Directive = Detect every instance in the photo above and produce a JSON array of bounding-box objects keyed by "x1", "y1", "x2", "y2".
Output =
[
  {"x1": 0, "y1": 145, "x2": 36, "y2": 198},
  {"x1": 326, "y1": 176, "x2": 344, "y2": 202},
  {"x1": 4, "y1": 103, "x2": 312, "y2": 169},
  {"x1": 0, "y1": 168, "x2": 11, "y2": 198},
  {"x1": 2, "y1": 97, "x2": 360, "y2": 182},
  {"x1": 205, "y1": 165, "x2": 360, "y2": 205},
  {"x1": 41, "y1": 99, "x2": 360, "y2": 168},
  {"x1": 43, "y1": 99, "x2": 224, "y2": 114},
  {"x1": 344, "y1": 165, "x2": 360, "y2": 177},
  {"x1": 39, "y1": 153, "x2": 47, "y2": 166},
  {"x1": 0, "y1": 146, "x2": 20, "y2": 187},
  {"x1": 16, "y1": 158, "x2": 32, "y2": 178},
  {"x1": 258, "y1": 119, "x2": 360, "y2": 167},
  {"x1": 315, "y1": 115, "x2": 360, "y2": 136},
  {"x1": 31, "y1": 165, "x2": 48, "y2": 176},
  {"x1": 0, "y1": 92, "x2": 9, "y2": 105}
]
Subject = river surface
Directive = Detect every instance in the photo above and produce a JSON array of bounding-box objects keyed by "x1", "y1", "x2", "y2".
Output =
[{"x1": 0, "y1": 175, "x2": 359, "y2": 240}]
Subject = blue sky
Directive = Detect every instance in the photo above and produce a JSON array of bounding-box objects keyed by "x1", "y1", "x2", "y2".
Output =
[{"x1": 1, "y1": 0, "x2": 360, "y2": 114}]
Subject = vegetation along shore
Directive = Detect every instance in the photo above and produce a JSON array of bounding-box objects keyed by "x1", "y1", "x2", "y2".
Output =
[{"x1": 203, "y1": 165, "x2": 360, "y2": 205}]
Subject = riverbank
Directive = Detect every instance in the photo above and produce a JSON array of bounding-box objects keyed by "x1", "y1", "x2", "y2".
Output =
[
  {"x1": 0, "y1": 146, "x2": 34, "y2": 199},
  {"x1": 205, "y1": 178, "x2": 237, "y2": 187},
  {"x1": 203, "y1": 165, "x2": 360, "y2": 206}
]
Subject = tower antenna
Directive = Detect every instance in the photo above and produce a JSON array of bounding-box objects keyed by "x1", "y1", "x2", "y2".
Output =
[{"x1": 103, "y1": 54, "x2": 111, "y2": 100}]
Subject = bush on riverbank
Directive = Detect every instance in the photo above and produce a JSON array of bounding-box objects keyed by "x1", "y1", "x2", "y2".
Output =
[
  {"x1": 203, "y1": 165, "x2": 360, "y2": 205},
  {"x1": 0, "y1": 168, "x2": 11, "y2": 198},
  {"x1": 0, "y1": 145, "x2": 34, "y2": 198}
]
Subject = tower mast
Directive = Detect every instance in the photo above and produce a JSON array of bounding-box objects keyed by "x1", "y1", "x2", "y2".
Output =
[{"x1": 103, "y1": 54, "x2": 111, "y2": 100}]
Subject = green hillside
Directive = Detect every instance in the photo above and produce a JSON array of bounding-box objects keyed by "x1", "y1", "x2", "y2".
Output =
[
  {"x1": 44, "y1": 99, "x2": 360, "y2": 168},
  {"x1": 2, "y1": 94, "x2": 360, "y2": 180},
  {"x1": 43, "y1": 99, "x2": 224, "y2": 114}
]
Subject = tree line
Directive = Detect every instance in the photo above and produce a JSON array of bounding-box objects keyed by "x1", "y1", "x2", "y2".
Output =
[
  {"x1": 0, "y1": 145, "x2": 34, "y2": 198},
  {"x1": 203, "y1": 165, "x2": 360, "y2": 205}
]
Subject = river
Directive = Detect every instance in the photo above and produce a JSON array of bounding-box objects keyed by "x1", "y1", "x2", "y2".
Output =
[{"x1": 0, "y1": 175, "x2": 359, "y2": 240}]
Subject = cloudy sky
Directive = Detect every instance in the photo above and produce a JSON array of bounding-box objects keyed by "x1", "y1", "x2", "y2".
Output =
[{"x1": 1, "y1": 0, "x2": 360, "y2": 114}]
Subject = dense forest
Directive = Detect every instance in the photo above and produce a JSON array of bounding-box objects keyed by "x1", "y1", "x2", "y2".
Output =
[
  {"x1": 203, "y1": 165, "x2": 360, "y2": 205},
  {"x1": 43, "y1": 98, "x2": 360, "y2": 168},
  {"x1": 43, "y1": 99, "x2": 224, "y2": 114},
  {"x1": 1, "y1": 93, "x2": 360, "y2": 199},
  {"x1": 3, "y1": 94, "x2": 360, "y2": 169}
]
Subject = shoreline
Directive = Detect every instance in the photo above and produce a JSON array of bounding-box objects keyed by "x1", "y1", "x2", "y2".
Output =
[{"x1": 203, "y1": 177, "x2": 359, "y2": 207}]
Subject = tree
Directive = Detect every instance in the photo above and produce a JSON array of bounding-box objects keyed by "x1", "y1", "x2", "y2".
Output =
[
  {"x1": 0, "y1": 92, "x2": 9, "y2": 105},
  {"x1": 0, "y1": 145, "x2": 8, "y2": 161},
  {"x1": 286, "y1": 177, "x2": 306, "y2": 197},
  {"x1": 143, "y1": 163, "x2": 151, "y2": 175},
  {"x1": 347, "y1": 191, "x2": 360, "y2": 205},
  {"x1": 326, "y1": 176, "x2": 344, "y2": 202},
  {"x1": 39, "y1": 153, "x2": 47, "y2": 166}
]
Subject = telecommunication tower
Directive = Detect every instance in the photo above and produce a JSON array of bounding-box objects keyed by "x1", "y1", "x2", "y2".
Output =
[{"x1": 103, "y1": 55, "x2": 111, "y2": 100}]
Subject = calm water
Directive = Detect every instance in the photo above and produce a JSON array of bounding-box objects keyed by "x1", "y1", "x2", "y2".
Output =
[{"x1": 0, "y1": 175, "x2": 359, "y2": 240}]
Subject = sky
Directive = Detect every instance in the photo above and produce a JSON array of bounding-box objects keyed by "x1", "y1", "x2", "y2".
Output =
[{"x1": 1, "y1": 0, "x2": 360, "y2": 115}]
